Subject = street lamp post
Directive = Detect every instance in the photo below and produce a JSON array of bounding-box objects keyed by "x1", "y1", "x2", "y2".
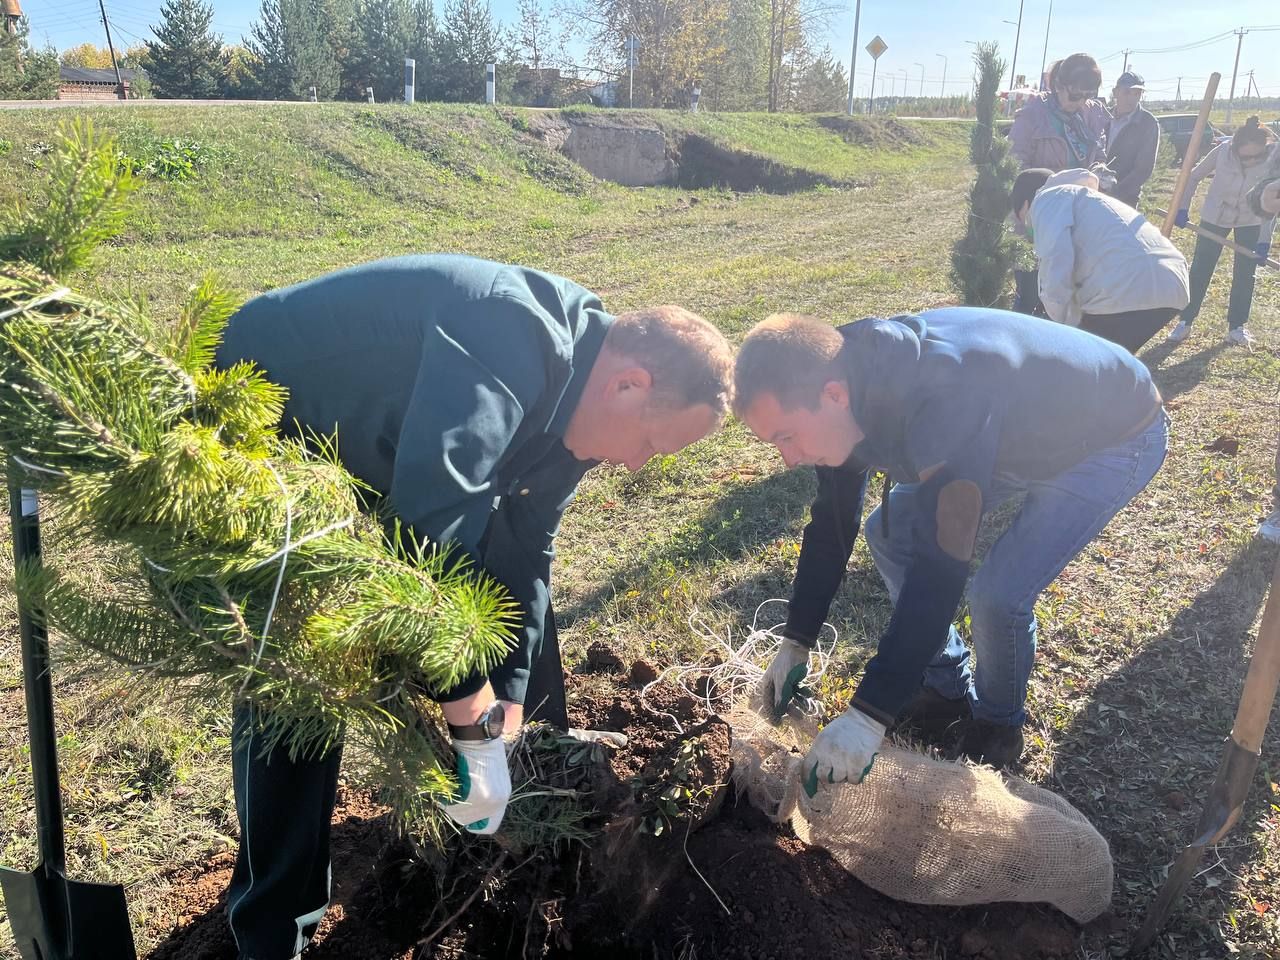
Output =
[
  {"x1": 899, "y1": 68, "x2": 908, "y2": 99},
  {"x1": 846, "y1": 0, "x2": 862, "y2": 115},
  {"x1": 936, "y1": 53, "x2": 947, "y2": 98},
  {"x1": 1007, "y1": 0, "x2": 1024, "y2": 92},
  {"x1": 914, "y1": 62, "x2": 926, "y2": 97},
  {"x1": 1039, "y1": 0, "x2": 1053, "y2": 89}
]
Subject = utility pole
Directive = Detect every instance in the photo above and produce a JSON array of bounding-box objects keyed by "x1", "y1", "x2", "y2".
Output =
[
  {"x1": 846, "y1": 0, "x2": 861, "y2": 115},
  {"x1": 1175, "y1": 76, "x2": 1181, "y2": 102},
  {"x1": 1039, "y1": 0, "x2": 1053, "y2": 88},
  {"x1": 1008, "y1": 0, "x2": 1024, "y2": 93},
  {"x1": 914, "y1": 62, "x2": 925, "y2": 97},
  {"x1": 96, "y1": 0, "x2": 125, "y2": 99},
  {"x1": 1121, "y1": 49, "x2": 1130, "y2": 74},
  {"x1": 937, "y1": 53, "x2": 947, "y2": 98},
  {"x1": 1225, "y1": 28, "x2": 1246, "y2": 124}
]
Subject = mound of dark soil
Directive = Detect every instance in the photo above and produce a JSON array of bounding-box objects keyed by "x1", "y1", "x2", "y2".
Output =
[
  {"x1": 146, "y1": 663, "x2": 1086, "y2": 960},
  {"x1": 816, "y1": 115, "x2": 933, "y2": 148}
]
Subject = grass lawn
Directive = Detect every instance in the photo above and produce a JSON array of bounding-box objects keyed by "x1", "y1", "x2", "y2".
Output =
[{"x1": 0, "y1": 103, "x2": 1278, "y2": 959}]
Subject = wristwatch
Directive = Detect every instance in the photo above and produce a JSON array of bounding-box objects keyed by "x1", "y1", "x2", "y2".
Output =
[{"x1": 447, "y1": 702, "x2": 506, "y2": 742}]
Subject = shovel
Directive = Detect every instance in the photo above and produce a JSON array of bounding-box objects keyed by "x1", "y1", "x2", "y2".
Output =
[
  {"x1": 1155, "y1": 208, "x2": 1280, "y2": 272},
  {"x1": 0, "y1": 480, "x2": 136, "y2": 960},
  {"x1": 1132, "y1": 550, "x2": 1280, "y2": 953}
]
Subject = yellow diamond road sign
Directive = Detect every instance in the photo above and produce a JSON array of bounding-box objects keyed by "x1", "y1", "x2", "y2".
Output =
[{"x1": 866, "y1": 35, "x2": 887, "y2": 60}]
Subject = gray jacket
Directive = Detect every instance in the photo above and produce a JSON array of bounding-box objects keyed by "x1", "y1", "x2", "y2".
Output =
[
  {"x1": 1105, "y1": 107, "x2": 1160, "y2": 207},
  {"x1": 1185, "y1": 142, "x2": 1278, "y2": 246},
  {"x1": 1031, "y1": 178, "x2": 1190, "y2": 327}
]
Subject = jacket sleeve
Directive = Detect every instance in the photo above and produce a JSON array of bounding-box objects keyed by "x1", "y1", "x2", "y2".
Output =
[
  {"x1": 1031, "y1": 190, "x2": 1082, "y2": 326},
  {"x1": 783, "y1": 464, "x2": 869, "y2": 645},
  {"x1": 1116, "y1": 114, "x2": 1159, "y2": 202},
  {"x1": 479, "y1": 478, "x2": 580, "y2": 707},
  {"x1": 1009, "y1": 106, "x2": 1035, "y2": 167},
  {"x1": 1182, "y1": 143, "x2": 1221, "y2": 207},
  {"x1": 850, "y1": 400, "x2": 1000, "y2": 725},
  {"x1": 389, "y1": 295, "x2": 554, "y2": 700}
]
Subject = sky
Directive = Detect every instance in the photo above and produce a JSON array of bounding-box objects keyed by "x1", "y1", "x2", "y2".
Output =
[{"x1": 16, "y1": 0, "x2": 1280, "y2": 101}]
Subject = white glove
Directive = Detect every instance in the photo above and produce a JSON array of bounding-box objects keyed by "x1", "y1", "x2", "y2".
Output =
[
  {"x1": 760, "y1": 637, "x2": 811, "y2": 711},
  {"x1": 803, "y1": 706, "x2": 887, "y2": 791},
  {"x1": 440, "y1": 737, "x2": 511, "y2": 836}
]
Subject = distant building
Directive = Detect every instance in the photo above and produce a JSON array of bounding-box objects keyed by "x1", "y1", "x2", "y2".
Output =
[
  {"x1": 3, "y1": 0, "x2": 22, "y2": 36},
  {"x1": 59, "y1": 66, "x2": 134, "y2": 100}
]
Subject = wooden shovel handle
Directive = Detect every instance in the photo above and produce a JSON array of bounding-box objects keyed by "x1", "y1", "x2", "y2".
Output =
[
  {"x1": 1162, "y1": 73, "x2": 1221, "y2": 238},
  {"x1": 1233, "y1": 551, "x2": 1280, "y2": 754}
]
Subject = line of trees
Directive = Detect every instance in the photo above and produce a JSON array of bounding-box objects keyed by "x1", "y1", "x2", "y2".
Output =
[{"x1": 2, "y1": 0, "x2": 854, "y2": 109}]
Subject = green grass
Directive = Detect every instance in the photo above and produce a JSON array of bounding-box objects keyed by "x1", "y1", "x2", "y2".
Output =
[{"x1": 0, "y1": 102, "x2": 1277, "y2": 959}]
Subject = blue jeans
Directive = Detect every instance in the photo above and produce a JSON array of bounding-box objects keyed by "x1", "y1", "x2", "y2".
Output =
[{"x1": 864, "y1": 413, "x2": 1169, "y2": 727}]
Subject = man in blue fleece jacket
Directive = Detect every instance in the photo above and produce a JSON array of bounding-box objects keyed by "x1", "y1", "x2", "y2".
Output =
[{"x1": 734, "y1": 308, "x2": 1167, "y2": 781}]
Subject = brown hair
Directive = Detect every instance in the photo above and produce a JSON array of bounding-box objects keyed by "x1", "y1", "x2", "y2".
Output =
[
  {"x1": 608, "y1": 306, "x2": 734, "y2": 415},
  {"x1": 1048, "y1": 54, "x2": 1102, "y2": 94},
  {"x1": 1232, "y1": 116, "x2": 1276, "y2": 156},
  {"x1": 732, "y1": 313, "x2": 845, "y2": 418}
]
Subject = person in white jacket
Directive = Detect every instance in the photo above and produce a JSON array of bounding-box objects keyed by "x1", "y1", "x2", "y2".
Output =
[{"x1": 1009, "y1": 167, "x2": 1191, "y2": 353}]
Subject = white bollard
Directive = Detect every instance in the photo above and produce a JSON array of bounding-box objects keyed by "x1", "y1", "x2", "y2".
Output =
[
  {"x1": 309, "y1": 86, "x2": 317, "y2": 102},
  {"x1": 691, "y1": 83, "x2": 701, "y2": 112},
  {"x1": 486, "y1": 63, "x2": 496, "y2": 104},
  {"x1": 404, "y1": 59, "x2": 416, "y2": 104},
  {"x1": 366, "y1": 87, "x2": 375, "y2": 104}
]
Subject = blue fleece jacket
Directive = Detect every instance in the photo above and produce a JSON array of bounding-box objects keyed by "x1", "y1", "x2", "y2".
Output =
[
  {"x1": 216, "y1": 254, "x2": 612, "y2": 706},
  {"x1": 783, "y1": 307, "x2": 1161, "y2": 723}
]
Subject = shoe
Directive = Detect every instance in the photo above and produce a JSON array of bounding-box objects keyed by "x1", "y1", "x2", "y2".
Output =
[
  {"x1": 951, "y1": 719, "x2": 1025, "y2": 770},
  {"x1": 1258, "y1": 507, "x2": 1280, "y2": 544},
  {"x1": 1165, "y1": 321, "x2": 1192, "y2": 343},
  {"x1": 891, "y1": 686, "x2": 972, "y2": 747},
  {"x1": 1227, "y1": 326, "x2": 1254, "y2": 345}
]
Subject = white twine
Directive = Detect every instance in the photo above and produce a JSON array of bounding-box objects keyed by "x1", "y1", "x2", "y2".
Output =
[
  {"x1": 0, "y1": 287, "x2": 72, "y2": 322},
  {"x1": 639, "y1": 598, "x2": 837, "y2": 734},
  {"x1": 143, "y1": 517, "x2": 355, "y2": 578},
  {"x1": 247, "y1": 461, "x2": 292, "y2": 688}
]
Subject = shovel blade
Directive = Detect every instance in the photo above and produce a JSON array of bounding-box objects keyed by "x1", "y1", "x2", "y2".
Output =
[
  {"x1": 1132, "y1": 737, "x2": 1260, "y2": 953},
  {"x1": 1, "y1": 864, "x2": 136, "y2": 960}
]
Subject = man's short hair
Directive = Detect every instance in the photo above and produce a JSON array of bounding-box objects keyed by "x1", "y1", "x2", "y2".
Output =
[
  {"x1": 609, "y1": 306, "x2": 734, "y2": 415},
  {"x1": 1010, "y1": 168, "x2": 1052, "y2": 216},
  {"x1": 732, "y1": 313, "x2": 845, "y2": 418}
]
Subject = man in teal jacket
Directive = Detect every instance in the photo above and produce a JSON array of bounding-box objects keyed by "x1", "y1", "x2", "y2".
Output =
[{"x1": 215, "y1": 254, "x2": 733, "y2": 960}]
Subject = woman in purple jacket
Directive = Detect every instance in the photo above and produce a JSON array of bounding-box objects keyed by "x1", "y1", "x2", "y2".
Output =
[
  {"x1": 1010, "y1": 54, "x2": 1110, "y2": 171},
  {"x1": 1009, "y1": 53, "x2": 1110, "y2": 317}
]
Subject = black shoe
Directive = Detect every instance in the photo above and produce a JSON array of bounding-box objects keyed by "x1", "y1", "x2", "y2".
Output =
[
  {"x1": 951, "y1": 719, "x2": 1025, "y2": 770},
  {"x1": 891, "y1": 686, "x2": 972, "y2": 748}
]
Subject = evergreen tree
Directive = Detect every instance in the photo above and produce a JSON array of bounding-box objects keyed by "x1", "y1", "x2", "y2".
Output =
[
  {"x1": 0, "y1": 17, "x2": 60, "y2": 100},
  {"x1": 792, "y1": 44, "x2": 846, "y2": 112},
  {"x1": 145, "y1": 0, "x2": 225, "y2": 99},
  {"x1": 247, "y1": 0, "x2": 341, "y2": 99},
  {"x1": 346, "y1": 0, "x2": 414, "y2": 103},
  {"x1": 408, "y1": 0, "x2": 438, "y2": 102},
  {"x1": 434, "y1": 0, "x2": 504, "y2": 102},
  {"x1": 951, "y1": 42, "x2": 1018, "y2": 307},
  {"x1": 0, "y1": 123, "x2": 517, "y2": 837}
]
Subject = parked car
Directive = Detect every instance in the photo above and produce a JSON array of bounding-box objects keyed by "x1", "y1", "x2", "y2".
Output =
[{"x1": 1156, "y1": 114, "x2": 1228, "y2": 163}]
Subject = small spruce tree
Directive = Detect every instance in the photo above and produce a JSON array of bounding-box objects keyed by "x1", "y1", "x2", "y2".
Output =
[
  {"x1": 951, "y1": 41, "x2": 1019, "y2": 307},
  {"x1": 0, "y1": 122, "x2": 520, "y2": 843}
]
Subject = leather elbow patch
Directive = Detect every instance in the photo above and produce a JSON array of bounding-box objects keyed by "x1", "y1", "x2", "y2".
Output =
[{"x1": 935, "y1": 480, "x2": 982, "y2": 561}]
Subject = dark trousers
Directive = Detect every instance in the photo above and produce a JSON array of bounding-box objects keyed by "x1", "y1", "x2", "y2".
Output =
[
  {"x1": 227, "y1": 610, "x2": 569, "y2": 960},
  {"x1": 1080, "y1": 306, "x2": 1181, "y2": 354},
  {"x1": 1181, "y1": 221, "x2": 1263, "y2": 331}
]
